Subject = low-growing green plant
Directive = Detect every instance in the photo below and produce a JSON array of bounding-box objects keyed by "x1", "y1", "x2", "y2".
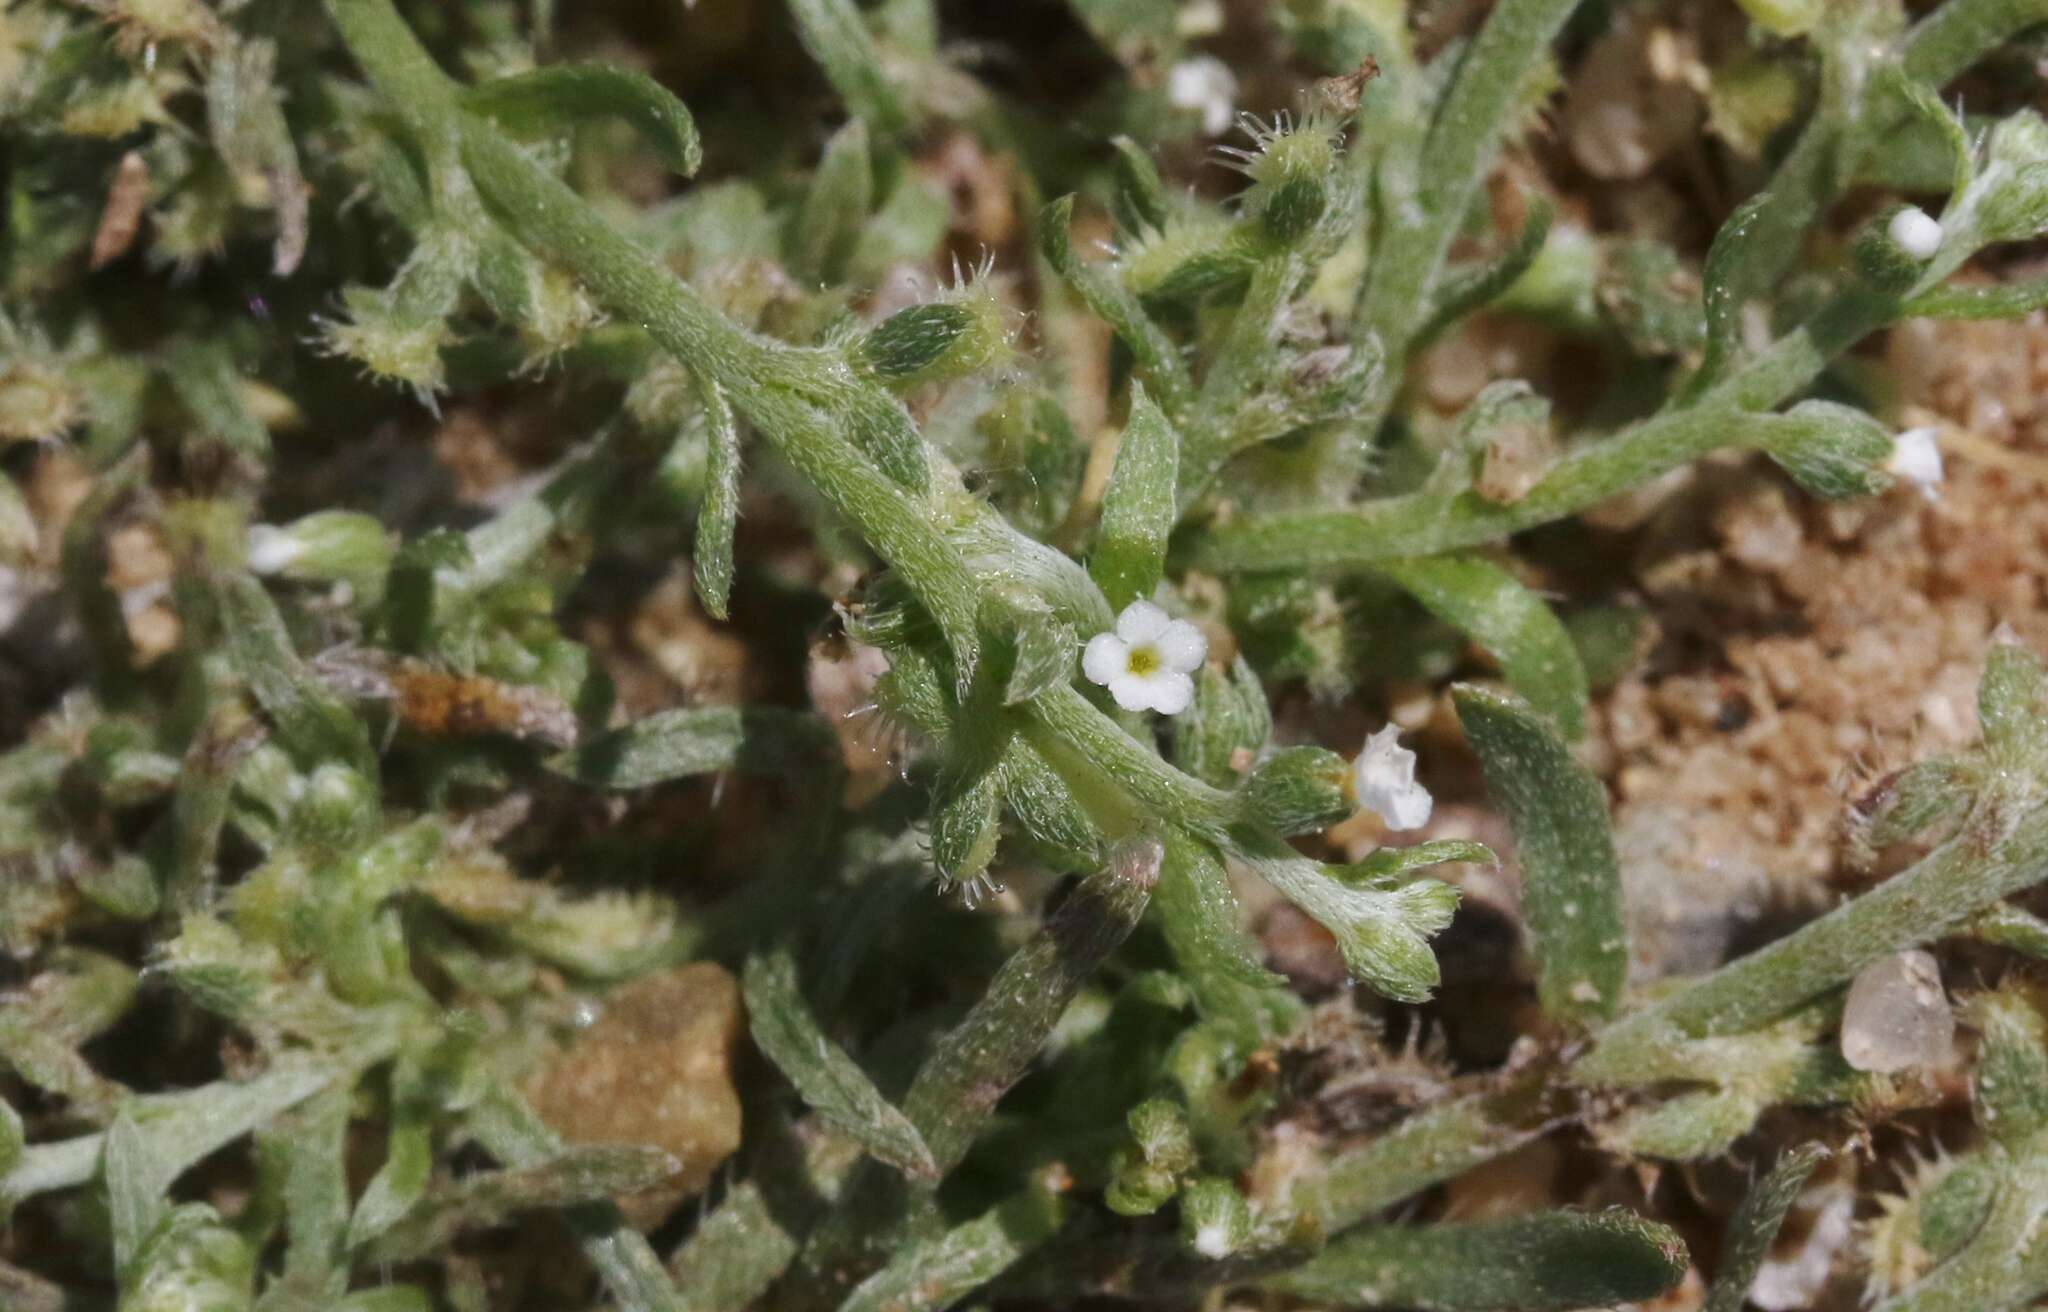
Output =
[{"x1": 5, "y1": 0, "x2": 2048, "y2": 1308}]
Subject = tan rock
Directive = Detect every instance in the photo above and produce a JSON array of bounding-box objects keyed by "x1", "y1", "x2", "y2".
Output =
[{"x1": 524, "y1": 962, "x2": 743, "y2": 1230}]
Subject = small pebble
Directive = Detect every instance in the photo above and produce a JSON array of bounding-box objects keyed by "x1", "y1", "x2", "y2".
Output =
[{"x1": 1840, "y1": 949, "x2": 1953, "y2": 1074}]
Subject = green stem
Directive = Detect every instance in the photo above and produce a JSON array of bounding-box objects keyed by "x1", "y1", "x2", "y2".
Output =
[
  {"x1": 1729, "y1": 0, "x2": 2048, "y2": 312},
  {"x1": 1291, "y1": 1051, "x2": 1580, "y2": 1232},
  {"x1": 324, "y1": 0, "x2": 984, "y2": 680},
  {"x1": 1579, "y1": 798, "x2": 2048, "y2": 1083},
  {"x1": 1352, "y1": 0, "x2": 1582, "y2": 377},
  {"x1": 1022, "y1": 686, "x2": 1237, "y2": 838},
  {"x1": 1198, "y1": 290, "x2": 1890, "y2": 574}
]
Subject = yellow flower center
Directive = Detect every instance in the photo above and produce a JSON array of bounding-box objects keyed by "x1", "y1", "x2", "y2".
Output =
[{"x1": 1125, "y1": 644, "x2": 1161, "y2": 677}]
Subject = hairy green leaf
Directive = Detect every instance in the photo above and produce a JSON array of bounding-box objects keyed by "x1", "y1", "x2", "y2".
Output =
[
  {"x1": 1091, "y1": 382, "x2": 1179, "y2": 611},
  {"x1": 743, "y1": 948, "x2": 937, "y2": 1180},
  {"x1": 462, "y1": 63, "x2": 702, "y2": 176},
  {"x1": 1455, "y1": 685, "x2": 1624, "y2": 1026},
  {"x1": 1379, "y1": 554, "x2": 1587, "y2": 738}
]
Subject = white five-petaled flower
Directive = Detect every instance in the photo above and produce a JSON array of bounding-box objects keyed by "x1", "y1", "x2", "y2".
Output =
[
  {"x1": 1084, "y1": 600, "x2": 1208, "y2": 715},
  {"x1": 1888, "y1": 206, "x2": 1944, "y2": 260},
  {"x1": 1887, "y1": 426, "x2": 1944, "y2": 501},
  {"x1": 1353, "y1": 724, "x2": 1433, "y2": 831}
]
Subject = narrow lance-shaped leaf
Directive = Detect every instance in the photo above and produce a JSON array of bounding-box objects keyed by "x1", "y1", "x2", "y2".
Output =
[
  {"x1": 164, "y1": 704, "x2": 267, "y2": 918},
  {"x1": 838, "y1": 1174, "x2": 1066, "y2": 1312},
  {"x1": 463, "y1": 1087, "x2": 691, "y2": 1312},
  {"x1": 0, "y1": 948, "x2": 137, "y2": 1119},
  {"x1": 367, "y1": 1143, "x2": 683, "y2": 1264},
  {"x1": 165, "y1": 339, "x2": 271, "y2": 460},
  {"x1": 1416, "y1": 193, "x2": 1553, "y2": 347},
  {"x1": 1109, "y1": 134, "x2": 1169, "y2": 235},
  {"x1": 4, "y1": 1062, "x2": 340, "y2": 1210},
  {"x1": 668, "y1": 1181, "x2": 803, "y2": 1312},
  {"x1": 1154, "y1": 833, "x2": 1296, "y2": 1041},
  {"x1": 1037, "y1": 197, "x2": 1192, "y2": 414},
  {"x1": 551, "y1": 705, "x2": 835, "y2": 788},
  {"x1": 843, "y1": 384, "x2": 932, "y2": 493},
  {"x1": 1455, "y1": 685, "x2": 1625, "y2": 1026},
  {"x1": 902, "y1": 834, "x2": 1160, "y2": 1174},
  {"x1": 347, "y1": 1112, "x2": 431, "y2": 1249},
  {"x1": 215, "y1": 574, "x2": 378, "y2": 781},
  {"x1": 1378, "y1": 554, "x2": 1588, "y2": 739},
  {"x1": 268, "y1": 1082, "x2": 353, "y2": 1293},
  {"x1": 742, "y1": 948, "x2": 937, "y2": 1180},
  {"x1": 1884, "y1": 63, "x2": 1975, "y2": 211},
  {"x1": 788, "y1": 836, "x2": 1160, "y2": 1300},
  {"x1": 204, "y1": 34, "x2": 308, "y2": 275},
  {"x1": 931, "y1": 753, "x2": 1003, "y2": 885},
  {"x1": 1090, "y1": 382, "x2": 1179, "y2": 612},
  {"x1": 461, "y1": 63, "x2": 702, "y2": 176},
  {"x1": 1266, "y1": 1208, "x2": 1689, "y2": 1312},
  {"x1": 1978, "y1": 637, "x2": 2048, "y2": 774},
  {"x1": 786, "y1": 0, "x2": 909, "y2": 137},
  {"x1": 1354, "y1": 0, "x2": 1581, "y2": 362},
  {"x1": 792, "y1": 117, "x2": 872, "y2": 285},
  {"x1": 1705, "y1": 1144, "x2": 1828, "y2": 1312},
  {"x1": 1678, "y1": 193, "x2": 1771, "y2": 404},
  {"x1": 103, "y1": 1109, "x2": 167, "y2": 1275},
  {"x1": 694, "y1": 373, "x2": 740, "y2": 620}
]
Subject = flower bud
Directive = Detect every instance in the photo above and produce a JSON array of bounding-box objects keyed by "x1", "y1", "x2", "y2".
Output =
[
  {"x1": 1887, "y1": 206, "x2": 1944, "y2": 260},
  {"x1": 0, "y1": 355, "x2": 80, "y2": 443},
  {"x1": 1179, "y1": 1177, "x2": 1254, "y2": 1259},
  {"x1": 1105, "y1": 1150, "x2": 1180, "y2": 1216},
  {"x1": 246, "y1": 510, "x2": 394, "y2": 586},
  {"x1": 1965, "y1": 983, "x2": 2048, "y2": 1147},
  {"x1": 1238, "y1": 115, "x2": 1339, "y2": 245},
  {"x1": 1855, "y1": 206, "x2": 1935, "y2": 292},
  {"x1": 857, "y1": 279, "x2": 1012, "y2": 389},
  {"x1": 1129, "y1": 1097, "x2": 1196, "y2": 1172},
  {"x1": 288, "y1": 762, "x2": 381, "y2": 854},
  {"x1": 1244, "y1": 745, "x2": 1352, "y2": 835},
  {"x1": 516, "y1": 263, "x2": 602, "y2": 364}
]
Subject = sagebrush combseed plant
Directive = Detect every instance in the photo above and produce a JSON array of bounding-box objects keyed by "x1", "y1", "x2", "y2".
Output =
[{"x1": 4, "y1": 0, "x2": 2048, "y2": 1308}]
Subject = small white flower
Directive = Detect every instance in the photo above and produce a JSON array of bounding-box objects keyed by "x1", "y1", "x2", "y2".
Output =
[
  {"x1": 1083, "y1": 599, "x2": 1207, "y2": 715},
  {"x1": 1888, "y1": 206, "x2": 1944, "y2": 260},
  {"x1": 245, "y1": 524, "x2": 303, "y2": 575},
  {"x1": 1887, "y1": 426, "x2": 1944, "y2": 500},
  {"x1": 1166, "y1": 56, "x2": 1239, "y2": 137},
  {"x1": 1352, "y1": 724, "x2": 1433, "y2": 831}
]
